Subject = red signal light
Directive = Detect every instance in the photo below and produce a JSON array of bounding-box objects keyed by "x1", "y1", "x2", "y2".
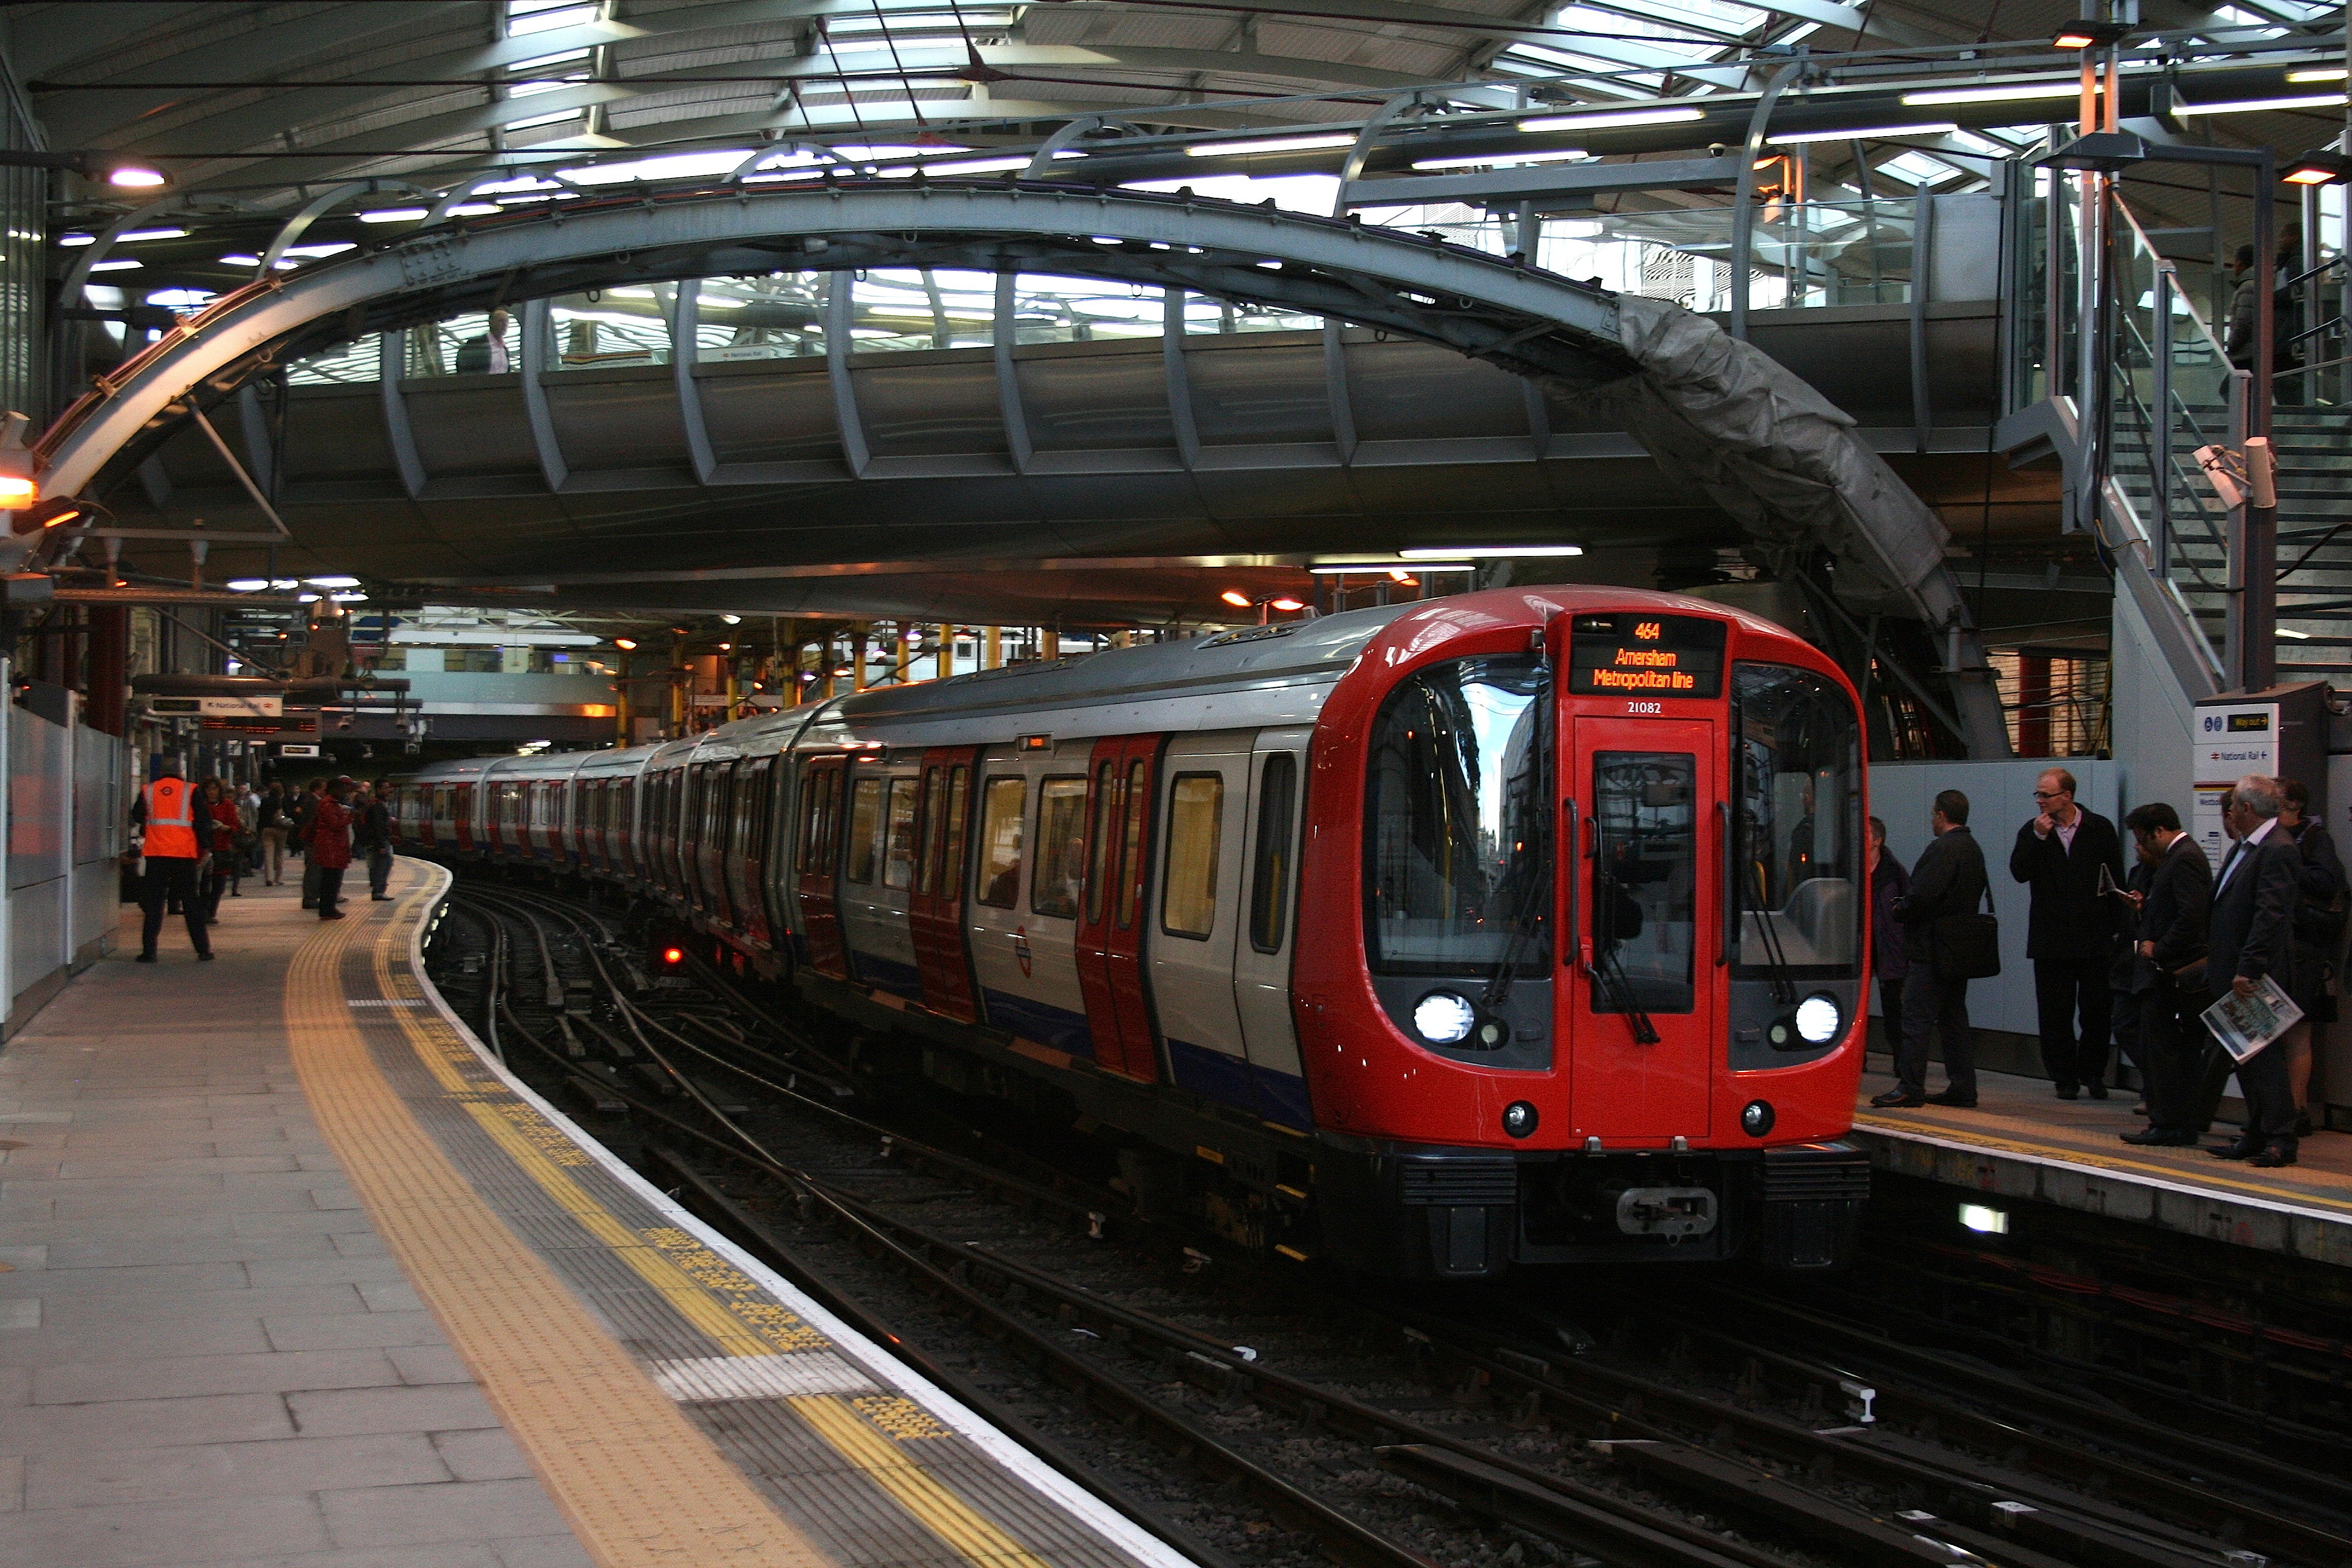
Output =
[{"x1": 661, "y1": 946, "x2": 685, "y2": 966}]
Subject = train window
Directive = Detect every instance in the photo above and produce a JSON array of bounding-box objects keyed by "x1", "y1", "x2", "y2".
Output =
[
  {"x1": 1364, "y1": 656, "x2": 1550, "y2": 977},
  {"x1": 1116, "y1": 760, "x2": 1147, "y2": 929},
  {"x1": 941, "y1": 765, "x2": 972, "y2": 900},
  {"x1": 1590, "y1": 751, "x2": 1697, "y2": 1014},
  {"x1": 915, "y1": 770, "x2": 943, "y2": 897},
  {"x1": 1031, "y1": 777, "x2": 1087, "y2": 919},
  {"x1": 844, "y1": 779, "x2": 884, "y2": 883},
  {"x1": 1731, "y1": 663, "x2": 1862, "y2": 978},
  {"x1": 1085, "y1": 762, "x2": 1117, "y2": 925},
  {"x1": 1249, "y1": 754, "x2": 1298, "y2": 954},
  {"x1": 976, "y1": 777, "x2": 1025, "y2": 909},
  {"x1": 1161, "y1": 774, "x2": 1222, "y2": 939},
  {"x1": 882, "y1": 777, "x2": 920, "y2": 889}
]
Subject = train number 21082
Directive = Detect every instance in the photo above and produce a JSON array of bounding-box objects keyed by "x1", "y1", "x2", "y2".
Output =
[{"x1": 1625, "y1": 701, "x2": 1663, "y2": 715}]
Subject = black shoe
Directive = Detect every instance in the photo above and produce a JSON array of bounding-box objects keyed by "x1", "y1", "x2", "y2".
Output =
[
  {"x1": 2293, "y1": 1111, "x2": 2314, "y2": 1139},
  {"x1": 196, "y1": 951, "x2": 215, "y2": 961},
  {"x1": 300, "y1": 903, "x2": 316, "y2": 910},
  {"x1": 2055, "y1": 1084, "x2": 2080, "y2": 1100},
  {"x1": 321, "y1": 910, "x2": 345, "y2": 921},
  {"x1": 1870, "y1": 1089, "x2": 1925, "y2": 1108},
  {"x1": 2121, "y1": 1127, "x2": 2197, "y2": 1146},
  {"x1": 1926, "y1": 1090, "x2": 1979, "y2": 1108},
  {"x1": 2086, "y1": 1084, "x2": 2110, "y2": 1100},
  {"x1": 2210, "y1": 1137, "x2": 2262, "y2": 1160},
  {"x1": 134, "y1": 952, "x2": 157, "y2": 964},
  {"x1": 371, "y1": 894, "x2": 391, "y2": 901},
  {"x1": 2252, "y1": 1142, "x2": 2299, "y2": 1168}
]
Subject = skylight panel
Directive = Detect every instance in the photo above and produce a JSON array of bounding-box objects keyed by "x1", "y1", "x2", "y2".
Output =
[
  {"x1": 1555, "y1": 4, "x2": 1740, "y2": 60},
  {"x1": 1876, "y1": 149, "x2": 1961, "y2": 187},
  {"x1": 508, "y1": 1, "x2": 598, "y2": 36},
  {"x1": 1578, "y1": 0, "x2": 1768, "y2": 40}
]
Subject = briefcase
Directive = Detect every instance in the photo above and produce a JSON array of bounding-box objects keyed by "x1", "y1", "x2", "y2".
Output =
[{"x1": 1932, "y1": 888, "x2": 2001, "y2": 980}]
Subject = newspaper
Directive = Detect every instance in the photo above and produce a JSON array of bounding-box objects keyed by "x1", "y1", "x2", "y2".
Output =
[{"x1": 2201, "y1": 973, "x2": 2304, "y2": 1063}]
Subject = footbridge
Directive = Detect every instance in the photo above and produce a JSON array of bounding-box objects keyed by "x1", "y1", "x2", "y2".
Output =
[{"x1": 36, "y1": 175, "x2": 2009, "y2": 754}]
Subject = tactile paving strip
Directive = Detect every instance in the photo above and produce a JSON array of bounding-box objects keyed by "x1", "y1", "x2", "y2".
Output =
[{"x1": 289, "y1": 864, "x2": 1177, "y2": 1568}]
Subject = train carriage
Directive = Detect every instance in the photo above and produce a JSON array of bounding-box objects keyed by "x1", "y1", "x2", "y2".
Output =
[{"x1": 397, "y1": 587, "x2": 1872, "y2": 1276}]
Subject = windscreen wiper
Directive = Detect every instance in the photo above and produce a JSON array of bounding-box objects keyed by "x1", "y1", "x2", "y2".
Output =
[
  {"x1": 1747, "y1": 906, "x2": 1800, "y2": 1005},
  {"x1": 1592, "y1": 869, "x2": 1661, "y2": 1044}
]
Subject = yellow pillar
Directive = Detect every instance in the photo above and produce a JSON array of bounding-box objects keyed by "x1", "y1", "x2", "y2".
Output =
[
  {"x1": 895, "y1": 621, "x2": 912, "y2": 684},
  {"x1": 851, "y1": 624, "x2": 868, "y2": 693},
  {"x1": 1042, "y1": 629, "x2": 1059, "y2": 661},
  {"x1": 984, "y1": 626, "x2": 1001, "y2": 670},
  {"x1": 614, "y1": 651, "x2": 630, "y2": 747},
  {"x1": 936, "y1": 624, "x2": 952, "y2": 681}
]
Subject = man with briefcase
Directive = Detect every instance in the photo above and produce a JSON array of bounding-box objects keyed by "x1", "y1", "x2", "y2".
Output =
[{"x1": 1874, "y1": 788, "x2": 1993, "y2": 1109}]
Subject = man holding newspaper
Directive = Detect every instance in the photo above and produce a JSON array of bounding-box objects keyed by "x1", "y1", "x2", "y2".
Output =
[{"x1": 2200, "y1": 776, "x2": 2305, "y2": 1168}]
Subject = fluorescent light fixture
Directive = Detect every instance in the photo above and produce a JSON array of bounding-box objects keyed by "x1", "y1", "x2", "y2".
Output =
[
  {"x1": 2174, "y1": 92, "x2": 2349, "y2": 116},
  {"x1": 108, "y1": 166, "x2": 167, "y2": 189},
  {"x1": 1902, "y1": 79, "x2": 2083, "y2": 107},
  {"x1": 445, "y1": 202, "x2": 498, "y2": 216},
  {"x1": 1399, "y1": 544, "x2": 1582, "y2": 558},
  {"x1": 224, "y1": 578, "x2": 270, "y2": 591},
  {"x1": 920, "y1": 155, "x2": 1031, "y2": 174},
  {"x1": 305, "y1": 575, "x2": 362, "y2": 587},
  {"x1": 2278, "y1": 627, "x2": 2314, "y2": 639},
  {"x1": 1767, "y1": 122, "x2": 1958, "y2": 145},
  {"x1": 359, "y1": 207, "x2": 429, "y2": 222},
  {"x1": 117, "y1": 227, "x2": 188, "y2": 243},
  {"x1": 330, "y1": 592, "x2": 368, "y2": 603},
  {"x1": 1411, "y1": 148, "x2": 1587, "y2": 171},
  {"x1": 88, "y1": 259, "x2": 140, "y2": 272},
  {"x1": 57, "y1": 233, "x2": 93, "y2": 247},
  {"x1": 1308, "y1": 561, "x2": 1477, "y2": 573},
  {"x1": 2288, "y1": 67, "x2": 2350, "y2": 83},
  {"x1": 1520, "y1": 106, "x2": 1704, "y2": 132},
  {"x1": 1186, "y1": 132, "x2": 1357, "y2": 157},
  {"x1": 282, "y1": 242, "x2": 355, "y2": 258},
  {"x1": 1958, "y1": 1203, "x2": 2009, "y2": 1235}
]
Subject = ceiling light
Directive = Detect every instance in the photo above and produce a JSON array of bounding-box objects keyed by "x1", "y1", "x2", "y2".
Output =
[
  {"x1": 57, "y1": 234, "x2": 94, "y2": 247},
  {"x1": 359, "y1": 207, "x2": 428, "y2": 223},
  {"x1": 1308, "y1": 561, "x2": 1477, "y2": 573},
  {"x1": 224, "y1": 578, "x2": 269, "y2": 591},
  {"x1": 1388, "y1": 570, "x2": 1416, "y2": 585},
  {"x1": 2284, "y1": 147, "x2": 2352, "y2": 185},
  {"x1": 1520, "y1": 106, "x2": 1704, "y2": 132},
  {"x1": 1767, "y1": 122, "x2": 1958, "y2": 146},
  {"x1": 1186, "y1": 133, "x2": 1358, "y2": 157},
  {"x1": 720, "y1": 613, "x2": 741, "y2": 623},
  {"x1": 920, "y1": 155, "x2": 1032, "y2": 174},
  {"x1": 87, "y1": 259, "x2": 140, "y2": 272},
  {"x1": 117, "y1": 227, "x2": 187, "y2": 243},
  {"x1": 305, "y1": 575, "x2": 362, "y2": 587},
  {"x1": 1220, "y1": 589, "x2": 1253, "y2": 607},
  {"x1": 2052, "y1": 19, "x2": 2130, "y2": 48},
  {"x1": 612, "y1": 638, "x2": 638, "y2": 650},
  {"x1": 2175, "y1": 93, "x2": 2349, "y2": 116},
  {"x1": 1411, "y1": 148, "x2": 1587, "y2": 171},
  {"x1": 2288, "y1": 68, "x2": 2350, "y2": 83},
  {"x1": 281, "y1": 242, "x2": 355, "y2": 258},
  {"x1": 107, "y1": 165, "x2": 168, "y2": 189},
  {"x1": 1902, "y1": 80, "x2": 2083, "y2": 107},
  {"x1": 1399, "y1": 544, "x2": 1583, "y2": 558},
  {"x1": 2278, "y1": 627, "x2": 2314, "y2": 639},
  {"x1": 1269, "y1": 597, "x2": 1305, "y2": 612},
  {"x1": 446, "y1": 202, "x2": 498, "y2": 216}
]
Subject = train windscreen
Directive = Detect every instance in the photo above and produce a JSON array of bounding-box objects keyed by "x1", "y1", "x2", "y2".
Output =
[
  {"x1": 1364, "y1": 656, "x2": 1551, "y2": 978},
  {"x1": 1731, "y1": 662, "x2": 1863, "y2": 978}
]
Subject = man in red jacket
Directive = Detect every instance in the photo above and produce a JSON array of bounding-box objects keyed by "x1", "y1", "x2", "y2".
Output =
[{"x1": 304, "y1": 777, "x2": 356, "y2": 921}]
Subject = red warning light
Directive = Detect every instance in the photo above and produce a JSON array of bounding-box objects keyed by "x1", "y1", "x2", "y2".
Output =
[{"x1": 661, "y1": 947, "x2": 685, "y2": 966}]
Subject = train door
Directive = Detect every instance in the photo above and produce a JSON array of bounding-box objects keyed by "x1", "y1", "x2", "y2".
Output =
[
  {"x1": 1075, "y1": 735, "x2": 1164, "y2": 1082},
  {"x1": 728, "y1": 757, "x2": 774, "y2": 947},
  {"x1": 1232, "y1": 732, "x2": 1311, "y2": 1128},
  {"x1": 699, "y1": 763, "x2": 736, "y2": 928},
  {"x1": 1146, "y1": 735, "x2": 1252, "y2": 1112},
  {"x1": 1564, "y1": 716, "x2": 1717, "y2": 1142},
  {"x1": 453, "y1": 783, "x2": 474, "y2": 853},
  {"x1": 909, "y1": 746, "x2": 981, "y2": 1022},
  {"x1": 794, "y1": 757, "x2": 850, "y2": 978}
]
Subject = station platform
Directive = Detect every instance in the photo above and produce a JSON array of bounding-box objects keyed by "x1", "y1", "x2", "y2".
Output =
[
  {"x1": 1855, "y1": 1062, "x2": 2352, "y2": 1267},
  {"x1": 0, "y1": 861, "x2": 1193, "y2": 1568}
]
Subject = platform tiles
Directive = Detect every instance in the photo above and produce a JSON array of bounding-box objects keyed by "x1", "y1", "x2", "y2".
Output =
[
  {"x1": 1855, "y1": 1065, "x2": 2352, "y2": 1266},
  {"x1": 0, "y1": 861, "x2": 1197, "y2": 1568}
]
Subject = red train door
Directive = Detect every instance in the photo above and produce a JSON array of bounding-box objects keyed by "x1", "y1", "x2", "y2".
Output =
[
  {"x1": 452, "y1": 783, "x2": 473, "y2": 852},
  {"x1": 794, "y1": 759, "x2": 850, "y2": 979},
  {"x1": 910, "y1": 746, "x2": 981, "y2": 1022},
  {"x1": 1075, "y1": 735, "x2": 1163, "y2": 1082},
  {"x1": 1564, "y1": 716, "x2": 1717, "y2": 1143}
]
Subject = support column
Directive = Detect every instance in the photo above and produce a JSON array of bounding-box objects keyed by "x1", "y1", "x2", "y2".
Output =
[
  {"x1": 936, "y1": 625, "x2": 952, "y2": 682},
  {"x1": 86, "y1": 606, "x2": 127, "y2": 737},
  {"x1": 984, "y1": 626, "x2": 1001, "y2": 671},
  {"x1": 851, "y1": 624, "x2": 867, "y2": 693}
]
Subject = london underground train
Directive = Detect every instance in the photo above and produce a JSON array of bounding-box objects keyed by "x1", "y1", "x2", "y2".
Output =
[{"x1": 391, "y1": 587, "x2": 1873, "y2": 1276}]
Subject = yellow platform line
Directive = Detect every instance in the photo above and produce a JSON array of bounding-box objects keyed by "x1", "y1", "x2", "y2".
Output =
[
  {"x1": 361, "y1": 869, "x2": 1093, "y2": 1568},
  {"x1": 1854, "y1": 1111, "x2": 2352, "y2": 1215},
  {"x1": 286, "y1": 888, "x2": 829, "y2": 1567},
  {"x1": 791, "y1": 1395, "x2": 1052, "y2": 1568}
]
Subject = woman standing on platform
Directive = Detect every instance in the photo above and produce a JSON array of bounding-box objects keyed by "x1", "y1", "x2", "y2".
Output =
[
  {"x1": 1867, "y1": 815, "x2": 1910, "y2": 1056},
  {"x1": 304, "y1": 778, "x2": 355, "y2": 921},
  {"x1": 2279, "y1": 780, "x2": 2345, "y2": 1136},
  {"x1": 198, "y1": 777, "x2": 243, "y2": 923}
]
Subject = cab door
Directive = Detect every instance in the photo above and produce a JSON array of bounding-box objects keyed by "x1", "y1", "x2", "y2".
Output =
[
  {"x1": 1075, "y1": 735, "x2": 1164, "y2": 1082},
  {"x1": 794, "y1": 757, "x2": 850, "y2": 979},
  {"x1": 909, "y1": 746, "x2": 981, "y2": 1022},
  {"x1": 1564, "y1": 717, "x2": 1716, "y2": 1142}
]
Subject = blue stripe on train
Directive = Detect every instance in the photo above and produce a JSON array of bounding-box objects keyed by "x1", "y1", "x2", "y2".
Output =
[
  {"x1": 851, "y1": 949, "x2": 924, "y2": 1002},
  {"x1": 1167, "y1": 1039, "x2": 1315, "y2": 1131},
  {"x1": 981, "y1": 988, "x2": 1096, "y2": 1061}
]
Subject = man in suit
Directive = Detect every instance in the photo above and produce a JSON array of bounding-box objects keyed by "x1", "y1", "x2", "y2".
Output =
[
  {"x1": 1873, "y1": 788, "x2": 1988, "y2": 1109},
  {"x1": 454, "y1": 307, "x2": 512, "y2": 374},
  {"x1": 2010, "y1": 768, "x2": 2128, "y2": 1099},
  {"x1": 2202, "y1": 775, "x2": 2302, "y2": 1166},
  {"x1": 2116, "y1": 802, "x2": 2212, "y2": 1146}
]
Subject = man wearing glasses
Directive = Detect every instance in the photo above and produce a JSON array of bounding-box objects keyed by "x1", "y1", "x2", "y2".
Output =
[{"x1": 2010, "y1": 768, "x2": 2128, "y2": 1100}]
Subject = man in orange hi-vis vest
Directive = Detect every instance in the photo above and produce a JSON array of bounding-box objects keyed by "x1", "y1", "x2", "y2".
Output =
[{"x1": 130, "y1": 754, "x2": 214, "y2": 962}]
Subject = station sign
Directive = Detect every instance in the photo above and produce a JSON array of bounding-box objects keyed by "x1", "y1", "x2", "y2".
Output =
[
  {"x1": 2190, "y1": 702, "x2": 2275, "y2": 869},
  {"x1": 278, "y1": 742, "x2": 322, "y2": 758},
  {"x1": 146, "y1": 693, "x2": 284, "y2": 719},
  {"x1": 1566, "y1": 613, "x2": 1726, "y2": 698}
]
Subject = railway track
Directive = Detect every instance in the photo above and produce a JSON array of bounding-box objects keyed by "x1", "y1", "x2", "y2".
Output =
[{"x1": 431, "y1": 877, "x2": 2351, "y2": 1568}]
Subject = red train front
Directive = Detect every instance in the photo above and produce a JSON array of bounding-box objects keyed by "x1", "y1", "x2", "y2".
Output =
[{"x1": 393, "y1": 586, "x2": 1872, "y2": 1276}]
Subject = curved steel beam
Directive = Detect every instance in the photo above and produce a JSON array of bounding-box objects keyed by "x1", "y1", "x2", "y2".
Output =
[{"x1": 258, "y1": 179, "x2": 433, "y2": 279}]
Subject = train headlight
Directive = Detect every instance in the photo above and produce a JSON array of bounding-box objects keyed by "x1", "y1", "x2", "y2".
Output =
[
  {"x1": 1794, "y1": 993, "x2": 1843, "y2": 1045},
  {"x1": 1741, "y1": 1099, "x2": 1775, "y2": 1137},
  {"x1": 1503, "y1": 1101, "x2": 1538, "y2": 1138},
  {"x1": 1413, "y1": 991, "x2": 1477, "y2": 1045}
]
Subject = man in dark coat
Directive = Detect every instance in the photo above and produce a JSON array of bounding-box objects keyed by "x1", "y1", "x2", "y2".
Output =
[
  {"x1": 1874, "y1": 788, "x2": 1988, "y2": 1108},
  {"x1": 2203, "y1": 776, "x2": 2302, "y2": 1166},
  {"x1": 2117, "y1": 802, "x2": 2212, "y2": 1146},
  {"x1": 2010, "y1": 767, "x2": 2127, "y2": 1099}
]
